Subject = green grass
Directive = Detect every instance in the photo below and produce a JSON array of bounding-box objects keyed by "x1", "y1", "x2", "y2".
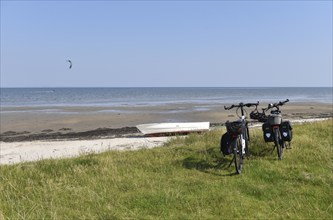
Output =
[{"x1": 1, "y1": 120, "x2": 332, "y2": 219}]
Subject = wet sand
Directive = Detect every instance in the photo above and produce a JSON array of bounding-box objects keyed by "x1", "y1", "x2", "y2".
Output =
[{"x1": 1, "y1": 102, "x2": 332, "y2": 141}]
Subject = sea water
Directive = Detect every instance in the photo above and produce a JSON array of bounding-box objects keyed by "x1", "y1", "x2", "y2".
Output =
[{"x1": 1, "y1": 87, "x2": 332, "y2": 108}]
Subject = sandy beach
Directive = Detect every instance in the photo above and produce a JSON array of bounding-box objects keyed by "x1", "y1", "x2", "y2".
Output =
[
  {"x1": 1, "y1": 102, "x2": 332, "y2": 133},
  {"x1": 1, "y1": 102, "x2": 332, "y2": 165},
  {"x1": 0, "y1": 136, "x2": 172, "y2": 165}
]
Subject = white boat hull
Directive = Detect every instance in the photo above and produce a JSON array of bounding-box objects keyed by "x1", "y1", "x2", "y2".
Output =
[{"x1": 137, "y1": 122, "x2": 210, "y2": 136}]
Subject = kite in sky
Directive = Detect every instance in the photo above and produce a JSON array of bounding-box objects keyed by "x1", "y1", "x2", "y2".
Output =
[{"x1": 66, "y1": 60, "x2": 72, "y2": 69}]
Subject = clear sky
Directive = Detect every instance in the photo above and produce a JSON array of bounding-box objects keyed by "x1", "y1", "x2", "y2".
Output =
[{"x1": 1, "y1": 1, "x2": 332, "y2": 87}]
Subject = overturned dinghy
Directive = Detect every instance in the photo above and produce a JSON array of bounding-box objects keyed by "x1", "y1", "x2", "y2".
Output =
[{"x1": 137, "y1": 122, "x2": 210, "y2": 136}]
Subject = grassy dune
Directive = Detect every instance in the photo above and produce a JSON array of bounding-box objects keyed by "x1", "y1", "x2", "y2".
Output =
[{"x1": 1, "y1": 120, "x2": 332, "y2": 219}]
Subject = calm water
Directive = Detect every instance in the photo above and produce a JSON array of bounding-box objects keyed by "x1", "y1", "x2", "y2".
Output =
[{"x1": 1, "y1": 87, "x2": 332, "y2": 108}]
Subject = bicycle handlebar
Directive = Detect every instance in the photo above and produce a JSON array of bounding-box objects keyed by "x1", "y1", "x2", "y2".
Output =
[
  {"x1": 264, "y1": 99, "x2": 289, "y2": 111},
  {"x1": 224, "y1": 102, "x2": 259, "y2": 110}
]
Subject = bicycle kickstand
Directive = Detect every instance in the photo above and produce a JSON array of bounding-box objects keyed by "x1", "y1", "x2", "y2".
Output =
[{"x1": 228, "y1": 156, "x2": 235, "y2": 168}]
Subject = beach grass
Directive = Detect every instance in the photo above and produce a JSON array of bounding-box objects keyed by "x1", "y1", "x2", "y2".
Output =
[{"x1": 1, "y1": 120, "x2": 332, "y2": 219}]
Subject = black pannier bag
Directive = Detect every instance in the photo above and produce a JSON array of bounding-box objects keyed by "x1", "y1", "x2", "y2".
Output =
[
  {"x1": 262, "y1": 122, "x2": 274, "y2": 142},
  {"x1": 220, "y1": 132, "x2": 233, "y2": 155},
  {"x1": 226, "y1": 120, "x2": 242, "y2": 135},
  {"x1": 280, "y1": 120, "x2": 292, "y2": 141}
]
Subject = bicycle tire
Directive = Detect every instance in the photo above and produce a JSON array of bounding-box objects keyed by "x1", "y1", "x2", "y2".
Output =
[
  {"x1": 274, "y1": 128, "x2": 283, "y2": 160},
  {"x1": 233, "y1": 136, "x2": 243, "y2": 174},
  {"x1": 245, "y1": 125, "x2": 250, "y2": 156}
]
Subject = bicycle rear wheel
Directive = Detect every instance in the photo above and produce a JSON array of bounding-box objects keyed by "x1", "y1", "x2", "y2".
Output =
[
  {"x1": 274, "y1": 128, "x2": 283, "y2": 160},
  {"x1": 233, "y1": 136, "x2": 243, "y2": 174}
]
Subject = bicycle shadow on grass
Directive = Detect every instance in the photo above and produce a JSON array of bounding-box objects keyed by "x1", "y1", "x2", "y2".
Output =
[
  {"x1": 249, "y1": 143, "x2": 281, "y2": 160},
  {"x1": 181, "y1": 143, "x2": 279, "y2": 176},
  {"x1": 181, "y1": 147, "x2": 239, "y2": 176}
]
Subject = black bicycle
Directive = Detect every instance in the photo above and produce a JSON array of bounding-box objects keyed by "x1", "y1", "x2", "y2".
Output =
[
  {"x1": 251, "y1": 99, "x2": 292, "y2": 160},
  {"x1": 221, "y1": 102, "x2": 259, "y2": 174}
]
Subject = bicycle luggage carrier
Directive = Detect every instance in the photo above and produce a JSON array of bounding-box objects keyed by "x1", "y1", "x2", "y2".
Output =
[{"x1": 268, "y1": 115, "x2": 282, "y2": 125}]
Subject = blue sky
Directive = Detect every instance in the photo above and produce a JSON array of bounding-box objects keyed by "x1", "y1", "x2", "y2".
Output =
[{"x1": 1, "y1": 1, "x2": 332, "y2": 87}]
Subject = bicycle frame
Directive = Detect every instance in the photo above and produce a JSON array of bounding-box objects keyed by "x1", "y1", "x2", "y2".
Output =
[
  {"x1": 263, "y1": 99, "x2": 289, "y2": 160},
  {"x1": 224, "y1": 102, "x2": 259, "y2": 174},
  {"x1": 227, "y1": 116, "x2": 247, "y2": 169}
]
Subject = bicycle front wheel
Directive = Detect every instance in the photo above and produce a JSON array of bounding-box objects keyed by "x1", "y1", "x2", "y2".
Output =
[
  {"x1": 233, "y1": 136, "x2": 243, "y2": 174},
  {"x1": 245, "y1": 125, "x2": 250, "y2": 156}
]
